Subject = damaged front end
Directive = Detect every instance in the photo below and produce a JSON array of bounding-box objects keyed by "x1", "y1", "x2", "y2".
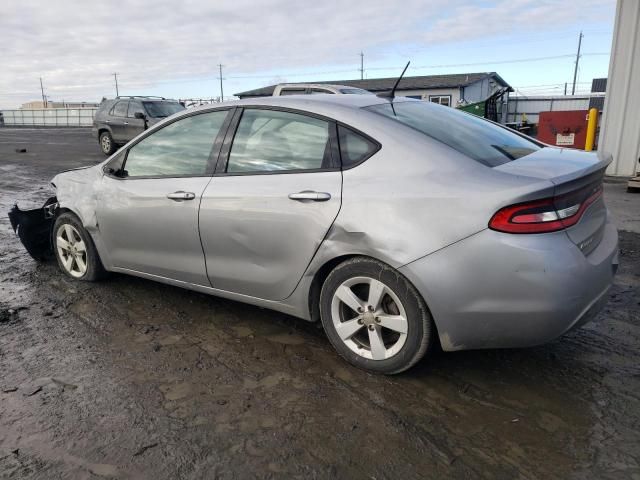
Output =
[{"x1": 8, "y1": 197, "x2": 59, "y2": 261}]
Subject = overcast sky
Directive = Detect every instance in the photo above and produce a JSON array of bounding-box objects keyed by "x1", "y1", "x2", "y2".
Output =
[{"x1": 0, "y1": 0, "x2": 616, "y2": 108}]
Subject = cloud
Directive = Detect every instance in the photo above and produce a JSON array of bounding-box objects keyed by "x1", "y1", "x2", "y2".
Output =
[{"x1": 0, "y1": 0, "x2": 614, "y2": 107}]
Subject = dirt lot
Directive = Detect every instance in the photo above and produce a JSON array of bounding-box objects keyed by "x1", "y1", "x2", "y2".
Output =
[{"x1": 1, "y1": 128, "x2": 639, "y2": 480}]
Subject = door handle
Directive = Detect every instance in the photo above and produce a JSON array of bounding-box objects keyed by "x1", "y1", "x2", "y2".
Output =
[
  {"x1": 167, "y1": 191, "x2": 196, "y2": 201},
  {"x1": 124, "y1": 122, "x2": 129, "y2": 125},
  {"x1": 288, "y1": 191, "x2": 331, "y2": 202}
]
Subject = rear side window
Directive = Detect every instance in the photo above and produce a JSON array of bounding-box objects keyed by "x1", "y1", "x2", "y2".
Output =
[
  {"x1": 279, "y1": 89, "x2": 307, "y2": 96},
  {"x1": 338, "y1": 125, "x2": 379, "y2": 168},
  {"x1": 227, "y1": 109, "x2": 331, "y2": 173},
  {"x1": 366, "y1": 101, "x2": 541, "y2": 167},
  {"x1": 110, "y1": 101, "x2": 128, "y2": 117}
]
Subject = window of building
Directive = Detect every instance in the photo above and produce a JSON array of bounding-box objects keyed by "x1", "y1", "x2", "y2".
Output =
[{"x1": 428, "y1": 95, "x2": 452, "y2": 107}]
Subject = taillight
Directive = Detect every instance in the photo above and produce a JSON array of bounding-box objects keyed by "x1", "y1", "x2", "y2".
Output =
[{"x1": 489, "y1": 182, "x2": 603, "y2": 234}]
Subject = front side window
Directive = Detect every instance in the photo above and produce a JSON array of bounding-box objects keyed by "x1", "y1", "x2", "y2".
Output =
[
  {"x1": 142, "y1": 101, "x2": 185, "y2": 118},
  {"x1": 366, "y1": 101, "x2": 540, "y2": 167},
  {"x1": 429, "y1": 95, "x2": 451, "y2": 107},
  {"x1": 123, "y1": 110, "x2": 228, "y2": 177},
  {"x1": 111, "y1": 101, "x2": 128, "y2": 117},
  {"x1": 227, "y1": 109, "x2": 331, "y2": 173},
  {"x1": 310, "y1": 89, "x2": 334, "y2": 95},
  {"x1": 128, "y1": 101, "x2": 146, "y2": 118}
]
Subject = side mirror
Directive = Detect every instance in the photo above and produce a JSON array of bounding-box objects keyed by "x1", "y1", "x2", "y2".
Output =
[{"x1": 134, "y1": 112, "x2": 146, "y2": 120}]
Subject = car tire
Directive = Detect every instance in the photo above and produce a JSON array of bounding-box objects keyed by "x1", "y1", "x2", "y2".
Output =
[
  {"x1": 52, "y1": 212, "x2": 107, "y2": 281},
  {"x1": 320, "y1": 257, "x2": 434, "y2": 375},
  {"x1": 99, "y1": 131, "x2": 116, "y2": 155}
]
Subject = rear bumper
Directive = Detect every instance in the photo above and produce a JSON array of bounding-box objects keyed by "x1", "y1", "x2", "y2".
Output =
[{"x1": 400, "y1": 219, "x2": 619, "y2": 351}]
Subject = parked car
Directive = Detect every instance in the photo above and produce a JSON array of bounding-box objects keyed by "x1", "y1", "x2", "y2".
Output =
[
  {"x1": 92, "y1": 96, "x2": 185, "y2": 155},
  {"x1": 9, "y1": 95, "x2": 618, "y2": 374},
  {"x1": 273, "y1": 83, "x2": 372, "y2": 96}
]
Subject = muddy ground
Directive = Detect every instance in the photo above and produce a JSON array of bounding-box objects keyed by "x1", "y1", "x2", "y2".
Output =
[{"x1": 0, "y1": 128, "x2": 639, "y2": 480}]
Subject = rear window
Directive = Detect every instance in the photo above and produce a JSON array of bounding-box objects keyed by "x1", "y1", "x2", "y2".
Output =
[{"x1": 365, "y1": 101, "x2": 541, "y2": 167}]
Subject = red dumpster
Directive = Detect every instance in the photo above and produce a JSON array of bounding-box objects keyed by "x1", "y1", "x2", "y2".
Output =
[{"x1": 537, "y1": 110, "x2": 588, "y2": 149}]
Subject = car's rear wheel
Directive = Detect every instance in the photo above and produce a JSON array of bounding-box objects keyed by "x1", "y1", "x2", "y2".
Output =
[
  {"x1": 99, "y1": 131, "x2": 116, "y2": 155},
  {"x1": 320, "y1": 257, "x2": 433, "y2": 374},
  {"x1": 53, "y1": 213, "x2": 107, "y2": 281}
]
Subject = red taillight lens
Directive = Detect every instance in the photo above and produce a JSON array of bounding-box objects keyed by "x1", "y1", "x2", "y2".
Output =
[{"x1": 489, "y1": 182, "x2": 603, "y2": 234}]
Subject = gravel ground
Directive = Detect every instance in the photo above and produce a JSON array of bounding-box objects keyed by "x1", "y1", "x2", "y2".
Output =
[{"x1": 1, "y1": 128, "x2": 639, "y2": 480}]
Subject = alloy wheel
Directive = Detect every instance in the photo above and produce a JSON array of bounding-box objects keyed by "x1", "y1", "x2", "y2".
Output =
[
  {"x1": 101, "y1": 135, "x2": 111, "y2": 153},
  {"x1": 56, "y1": 223, "x2": 88, "y2": 278},
  {"x1": 330, "y1": 276, "x2": 408, "y2": 360}
]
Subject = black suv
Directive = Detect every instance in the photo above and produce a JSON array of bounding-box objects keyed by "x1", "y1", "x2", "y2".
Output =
[{"x1": 92, "y1": 96, "x2": 185, "y2": 155}]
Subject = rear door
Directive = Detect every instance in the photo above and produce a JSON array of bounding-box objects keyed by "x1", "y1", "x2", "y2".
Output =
[
  {"x1": 108, "y1": 100, "x2": 129, "y2": 143},
  {"x1": 199, "y1": 107, "x2": 342, "y2": 300}
]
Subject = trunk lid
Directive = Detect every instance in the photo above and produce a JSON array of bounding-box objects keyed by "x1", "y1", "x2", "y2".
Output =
[{"x1": 494, "y1": 147, "x2": 611, "y2": 255}]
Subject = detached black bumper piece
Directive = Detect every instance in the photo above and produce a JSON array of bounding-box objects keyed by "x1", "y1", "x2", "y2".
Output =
[{"x1": 8, "y1": 197, "x2": 58, "y2": 261}]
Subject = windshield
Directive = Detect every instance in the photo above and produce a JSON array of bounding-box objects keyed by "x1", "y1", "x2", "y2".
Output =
[
  {"x1": 365, "y1": 101, "x2": 541, "y2": 167},
  {"x1": 142, "y1": 101, "x2": 185, "y2": 118},
  {"x1": 339, "y1": 88, "x2": 371, "y2": 95}
]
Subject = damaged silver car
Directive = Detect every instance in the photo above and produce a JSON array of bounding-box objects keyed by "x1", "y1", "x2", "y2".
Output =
[{"x1": 9, "y1": 94, "x2": 619, "y2": 374}]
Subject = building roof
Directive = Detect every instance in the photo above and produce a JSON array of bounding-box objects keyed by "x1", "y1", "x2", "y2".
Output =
[{"x1": 235, "y1": 72, "x2": 511, "y2": 97}]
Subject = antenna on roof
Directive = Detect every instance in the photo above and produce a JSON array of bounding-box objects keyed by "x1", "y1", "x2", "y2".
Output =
[{"x1": 377, "y1": 61, "x2": 410, "y2": 99}]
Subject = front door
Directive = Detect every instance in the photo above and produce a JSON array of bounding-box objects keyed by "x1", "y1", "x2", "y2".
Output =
[
  {"x1": 199, "y1": 107, "x2": 342, "y2": 300},
  {"x1": 96, "y1": 109, "x2": 231, "y2": 285}
]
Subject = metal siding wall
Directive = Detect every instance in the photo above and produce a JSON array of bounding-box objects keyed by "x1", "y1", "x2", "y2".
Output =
[
  {"x1": 599, "y1": 0, "x2": 640, "y2": 177},
  {"x1": 506, "y1": 97, "x2": 592, "y2": 123}
]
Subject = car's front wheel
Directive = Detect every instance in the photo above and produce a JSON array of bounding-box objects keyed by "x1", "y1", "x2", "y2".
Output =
[
  {"x1": 53, "y1": 212, "x2": 107, "y2": 281},
  {"x1": 320, "y1": 257, "x2": 434, "y2": 374},
  {"x1": 99, "y1": 131, "x2": 116, "y2": 155}
]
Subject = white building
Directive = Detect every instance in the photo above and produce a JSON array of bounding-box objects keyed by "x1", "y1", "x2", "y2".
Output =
[{"x1": 599, "y1": 0, "x2": 640, "y2": 178}]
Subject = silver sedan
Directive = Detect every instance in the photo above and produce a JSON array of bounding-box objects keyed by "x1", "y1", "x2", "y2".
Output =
[{"x1": 9, "y1": 95, "x2": 619, "y2": 374}]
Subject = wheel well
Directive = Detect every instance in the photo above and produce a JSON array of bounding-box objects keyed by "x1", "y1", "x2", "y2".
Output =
[
  {"x1": 307, "y1": 254, "x2": 443, "y2": 351},
  {"x1": 98, "y1": 128, "x2": 110, "y2": 137},
  {"x1": 308, "y1": 254, "x2": 358, "y2": 323}
]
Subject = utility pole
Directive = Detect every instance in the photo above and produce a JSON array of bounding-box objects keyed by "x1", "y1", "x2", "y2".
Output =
[
  {"x1": 217, "y1": 64, "x2": 224, "y2": 101},
  {"x1": 571, "y1": 31, "x2": 583, "y2": 95},
  {"x1": 360, "y1": 51, "x2": 364, "y2": 80},
  {"x1": 564, "y1": 82, "x2": 567, "y2": 95},
  {"x1": 39, "y1": 77, "x2": 47, "y2": 108},
  {"x1": 113, "y1": 73, "x2": 119, "y2": 96}
]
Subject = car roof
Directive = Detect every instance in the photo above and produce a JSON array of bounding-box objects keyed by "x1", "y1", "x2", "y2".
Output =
[
  {"x1": 191, "y1": 93, "x2": 416, "y2": 116},
  {"x1": 276, "y1": 83, "x2": 367, "y2": 90},
  {"x1": 183, "y1": 95, "x2": 420, "y2": 130}
]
